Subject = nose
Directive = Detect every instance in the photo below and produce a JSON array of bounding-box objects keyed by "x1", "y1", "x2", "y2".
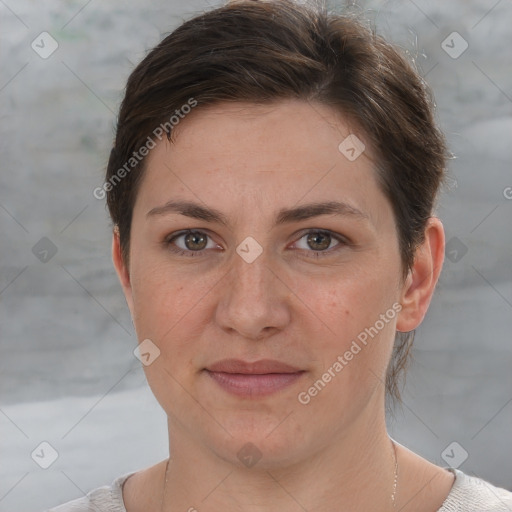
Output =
[{"x1": 215, "y1": 246, "x2": 291, "y2": 341}]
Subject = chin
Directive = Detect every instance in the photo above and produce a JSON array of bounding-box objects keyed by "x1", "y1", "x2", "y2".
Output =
[{"x1": 203, "y1": 414, "x2": 312, "y2": 470}]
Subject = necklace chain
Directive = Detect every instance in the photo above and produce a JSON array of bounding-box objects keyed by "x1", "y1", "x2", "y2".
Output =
[
  {"x1": 160, "y1": 439, "x2": 399, "y2": 511},
  {"x1": 160, "y1": 457, "x2": 169, "y2": 512},
  {"x1": 391, "y1": 438, "x2": 399, "y2": 508}
]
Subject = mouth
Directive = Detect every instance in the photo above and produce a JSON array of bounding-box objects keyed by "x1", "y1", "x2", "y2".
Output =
[{"x1": 203, "y1": 359, "x2": 306, "y2": 398}]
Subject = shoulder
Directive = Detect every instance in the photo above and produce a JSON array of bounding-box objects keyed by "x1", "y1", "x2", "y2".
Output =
[
  {"x1": 44, "y1": 472, "x2": 135, "y2": 512},
  {"x1": 438, "y1": 469, "x2": 512, "y2": 511}
]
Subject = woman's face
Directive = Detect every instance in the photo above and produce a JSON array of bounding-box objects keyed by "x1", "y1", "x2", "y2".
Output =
[{"x1": 116, "y1": 100, "x2": 410, "y2": 467}]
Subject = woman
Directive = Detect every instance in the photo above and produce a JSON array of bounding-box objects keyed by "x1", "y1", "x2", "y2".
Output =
[{"x1": 50, "y1": 0, "x2": 512, "y2": 510}]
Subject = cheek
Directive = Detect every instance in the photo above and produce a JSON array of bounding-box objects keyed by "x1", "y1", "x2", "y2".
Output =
[
  {"x1": 298, "y1": 271, "x2": 394, "y2": 337},
  {"x1": 129, "y1": 265, "x2": 206, "y2": 409},
  {"x1": 130, "y1": 259, "x2": 200, "y2": 333},
  {"x1": 296, "y1": 272, "x2": 398, "y2": 383}
]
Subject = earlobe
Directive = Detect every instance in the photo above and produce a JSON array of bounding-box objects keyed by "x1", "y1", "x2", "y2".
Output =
[
  {"x1": 112, "y1": 227, "x2": 135, "y2": 316},
  {"x1": 395, "y1": 217, "x2": 445, "y2": 333}
]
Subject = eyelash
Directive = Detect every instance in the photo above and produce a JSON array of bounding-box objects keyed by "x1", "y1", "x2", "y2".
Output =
[{"x1": 164, "y1": 229, "x2": 349, "y2": 259}]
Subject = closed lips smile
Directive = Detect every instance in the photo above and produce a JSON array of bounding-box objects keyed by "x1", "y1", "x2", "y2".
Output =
[{"x1": 204, "y1": 359, "x2": 306, "y2": 398}]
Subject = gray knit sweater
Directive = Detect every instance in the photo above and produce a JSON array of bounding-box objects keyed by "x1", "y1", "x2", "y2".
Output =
[{"x1": 47, "y1": 468, "x2": 512, "y2": 511}]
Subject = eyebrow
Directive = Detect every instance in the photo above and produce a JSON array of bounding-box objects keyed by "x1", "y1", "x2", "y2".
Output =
[{"x1": 146, "y1": 199, "x2": 370, "y2": 227}]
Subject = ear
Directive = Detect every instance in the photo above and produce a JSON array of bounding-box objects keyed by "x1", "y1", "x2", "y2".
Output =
[
  {"x1": 396, "y1": 217, "x2": 445, "y2": 332},
  {"x1": 112, "y1": 226, "x2": 135, "y2": 318}
]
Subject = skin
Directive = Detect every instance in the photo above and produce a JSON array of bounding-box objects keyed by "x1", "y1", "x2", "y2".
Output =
[{"x1": 113, "y1": 99, "x2": 454, "y2": 511}]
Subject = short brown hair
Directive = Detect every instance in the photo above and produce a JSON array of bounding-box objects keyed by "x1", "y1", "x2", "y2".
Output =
[{"x1": 105, "y1": 0, "x2": 448, "y2": 403}]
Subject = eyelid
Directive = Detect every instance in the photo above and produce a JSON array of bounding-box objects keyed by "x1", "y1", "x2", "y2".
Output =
[
  {"x1": 289, "y1": 228, "x2": 350, "y2": 256},
  {"x1": 165, "y1": 229, "x2": 221, "y2": 250},
  {"x1": 292, "y1": 228, "x2": 351, "y2": 245}
]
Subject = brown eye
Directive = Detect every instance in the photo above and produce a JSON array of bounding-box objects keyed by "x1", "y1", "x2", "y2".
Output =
[
  {"x1": 165, "y1": 230, "x2": 217, "y2": 257},
  {"x1": 306, "y1": 231, "x2": 332, "y2": 251},
  {"x1": 292, "y1": 229, "x2": 348, "y2": 258},
  {"x1": 183, "y1": 231, "x2": 208, "y2": 251}
]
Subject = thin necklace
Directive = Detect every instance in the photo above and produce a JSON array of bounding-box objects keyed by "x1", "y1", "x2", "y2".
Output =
[
  {"x1": 159, "y1": 457, "x2": 170, "y2": 512},
  {"x1": 391, "y1": 438, "x2": 399, "y2": 509},
  {"x1": 160, "y1": 439, "x2": 399, "y2": 511}
]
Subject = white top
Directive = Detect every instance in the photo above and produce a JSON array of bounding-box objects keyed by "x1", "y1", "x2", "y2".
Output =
[{"x1": 46, "y1": 468, "x2": 512, "y2": 511}]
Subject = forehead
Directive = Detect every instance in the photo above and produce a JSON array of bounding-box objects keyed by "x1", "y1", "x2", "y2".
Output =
[
  {"x1": 169, "y1": 99, "x2": 367, "y2": 158},
  {"x1": 134, "y1": 99, "x2": 387, "y2": 228}
]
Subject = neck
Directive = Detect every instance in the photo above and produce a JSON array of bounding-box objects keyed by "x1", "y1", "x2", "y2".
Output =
[{"x1": 160, "y1": 396, "x2": 398, "y2": 512}]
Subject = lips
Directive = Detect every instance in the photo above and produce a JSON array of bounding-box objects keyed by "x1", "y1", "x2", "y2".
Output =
[
  {"x1": 203, "y1": 359, "x2": 306, "y2": 398},
  {"x1": 205, "y1": 358, "x2": 303, "y2": 374}
]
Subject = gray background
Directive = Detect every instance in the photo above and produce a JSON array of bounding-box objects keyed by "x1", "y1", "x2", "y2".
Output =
[{"x1": 1, "y1": 0, "x2": 511, "y2": 510}]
